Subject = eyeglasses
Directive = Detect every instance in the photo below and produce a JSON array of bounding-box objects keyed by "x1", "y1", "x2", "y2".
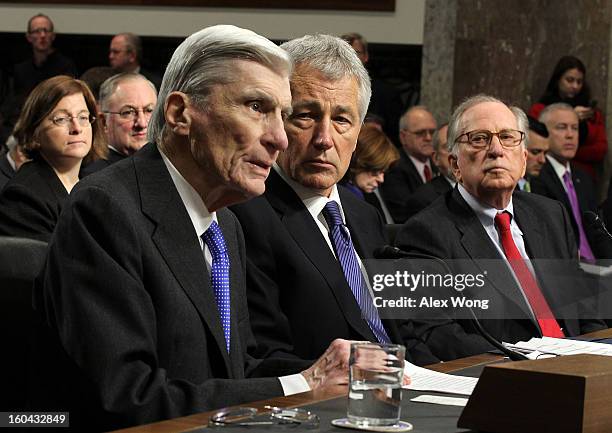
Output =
[
  {"x1": 455, "y1": 129, "x2": 525, "y2": 149},
  {"x1": 406, "y1": 128, "x2": 436, "y2": 138},
  {"x1": 103, "y1": 107, "x2": 154, "y2": 121},
  {"x1": 209, "y1": 406, "x2": 319, "y2": 428},
  {"x1": 50, "y1": 114, "x2": 95, "y2": 128},
  {"x1": 28, "y1": 27, "x2": 53, "y2": 35}
]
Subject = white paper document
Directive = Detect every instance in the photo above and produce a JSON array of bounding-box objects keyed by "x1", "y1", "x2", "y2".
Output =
[
  {"x1": 505, "y1": 336, "x2": 612, "y2": 357},
  {"x1": 410, "y1": 395, "x2": 469, "y2": 407},
  {"x1": 403, "y1": 362, "x2": 478, "y2": 396}
]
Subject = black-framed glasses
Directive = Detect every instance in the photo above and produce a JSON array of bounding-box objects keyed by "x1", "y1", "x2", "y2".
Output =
[
  {"x1": 50, "y1": 114, "x2": 95, "y2": 128},
  {"x1": 407, "y1": 128, "x2": 436, "y2": 138},
  {"x1": 209, "y1": 406, "x2": 319, "y2": 428},
  {"x1": 103, "y1": 107, "x2": 154, "y2": 121},
  {"x1": 455, "y1": 129, "x2": 525, "y2": 149}
]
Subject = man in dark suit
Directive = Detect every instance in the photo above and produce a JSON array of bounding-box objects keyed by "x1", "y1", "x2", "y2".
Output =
[
  {"x1": 403, "y1": 123, "x2": 454, "y2": 219},
  {"x1": 396, "y1": 95, "x2": 605, "y2": 361},
  {"x1": 381, "y1": 106, "x2": 438, "y2": 223},
  {"x1": 81, "y1": 72, "x2": 157, "y2": 177},
  {"x1": 30, "y1": 25, "x2": 351, "y2": 432},
  {"x1": 231, "y1": 34, "x2": 439, "y2": 367},
  {"x1": 531, "y1": 103, "x2": 599, "y2": 262},
  {"x1": 109, "y1": 32, "x2": 162, "y2": 90},
  {"x1": 518, "y1": 115, "x2": 549, "y2": 192}
]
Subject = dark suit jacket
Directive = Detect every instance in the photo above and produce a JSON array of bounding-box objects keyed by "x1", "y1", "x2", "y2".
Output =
[
  {"x1": 403, "y1": 175, "x2": 453, "y2": 220},
  {"x1": 531, "y1": 161, "x2": 597, "y2": 253},
  {"x1": 0, "y1": 158, "x2": 68, "y2": 242},
  {"x1": 80, "y1": 147, "x2": 126, "y2": 177},
  {"x1": 0, "y1": 151, "x2": 15, "y2": 189},
  {"x1": 380, "y1": 151, "x2": 435, "y2": 223},
  {"x1": 231, "y1": 170, "x2": 439, "y2": 366},
  {"x1": 30, "y1": 144, "x2": 308, "y2": 432},
  {"x1": 395, "y1": 187, "x2": 605, "y2": 361}
]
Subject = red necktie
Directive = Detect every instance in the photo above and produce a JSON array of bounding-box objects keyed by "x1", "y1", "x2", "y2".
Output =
[
  {"x1": 494, "y1": 212, "x2": 565, "y2": 338},
  {"x1": 423, "y1": 165, "x2": 432, "y2": 182}
]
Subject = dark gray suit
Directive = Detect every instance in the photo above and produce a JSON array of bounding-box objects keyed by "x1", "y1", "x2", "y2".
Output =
[
  {"x1": 0, "y1": 151, "x2": 14, "y2": 189},
  {"x1": 395, "y1": 187, "x2": 605, "y2": 361},
  {"x1": 403, "y1": 175, "x2": 453, "y2": 220},
  {"x1": 30, "y1": 144, "x2": 308, "y2": 432}
]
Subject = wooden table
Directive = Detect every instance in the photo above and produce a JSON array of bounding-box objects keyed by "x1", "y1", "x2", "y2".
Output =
[{"x1": 111, "y1": 328, "x2": 612, "y2": 433}]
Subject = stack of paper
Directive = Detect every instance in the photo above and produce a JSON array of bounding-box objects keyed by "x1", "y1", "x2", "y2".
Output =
[
  {"x1": 505, "y1": 337, "x2": 612, "y2": 357},
  {"x1": 403, "y1": 362, "x2": 478, "y2": 396}
]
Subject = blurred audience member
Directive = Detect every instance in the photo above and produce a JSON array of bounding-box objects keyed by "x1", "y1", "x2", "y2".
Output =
[
  {"x1": 0, "y1": 76, "x2": 106, "y2": 241},
  {"x1": 381, "y1": 106, "x2": 437, "y2": 223},
  {"x1": 341, "y1": 32, "x2": 403, "y2": 146},
  {"x1": 403, "y1": 124, "x2": 454, "y2": 219},
  {"x1": 520, "y1": 116, "x2": 549, "y2": 192},
  {"x1": 81, "y1": 73, "x2": 157, "y2": 177},
  {"x1": 342, "y1": 125, "x2": 399, "y2": 223},
  {"x1": 0, "y1": 135, "x2": 29, "y2": 189},
  {"x1": 529, "y1": 56, "x2": 607, "y2": 181},
  {"x1": 109, "y1": 32, "x2": 162, "y2": 90},
  {"x1": 79, "y1": 66, "x2": 116, "y2": 100}
]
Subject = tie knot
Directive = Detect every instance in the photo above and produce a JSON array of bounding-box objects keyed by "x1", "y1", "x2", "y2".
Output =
[
  {"x1": 323, "y1": 201, "x2": 344, "y2": 228},
  {"x1": 202, "y1": 221, "x2": 227, "y2": 257},
  {"x1": 494, "y1": 211, "x2": 512, "y2": 232}
]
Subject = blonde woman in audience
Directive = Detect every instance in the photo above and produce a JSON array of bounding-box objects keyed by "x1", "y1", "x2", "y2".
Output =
[{"x1": 0, "y1": 75, "x2": 106, "y2": 241}]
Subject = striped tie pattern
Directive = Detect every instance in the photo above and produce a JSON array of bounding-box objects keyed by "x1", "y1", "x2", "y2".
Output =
[
  {"x1": 202, "y1": 221, "x2": 231, "y2": 353},
  {"x1": 323, "y1": 201, "x2": 391, "y2": 344}
]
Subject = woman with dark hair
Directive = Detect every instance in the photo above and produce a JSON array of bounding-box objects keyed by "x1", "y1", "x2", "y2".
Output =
[
  {"x1": 0, "y1": 75, "x2": 107, "y2": 241},
  {"x1": 528, "y1": 56, "x2": 607, "y2": 180},
  {"x1": 341, "y1": 125, "x2": 399, "y2": 223}
]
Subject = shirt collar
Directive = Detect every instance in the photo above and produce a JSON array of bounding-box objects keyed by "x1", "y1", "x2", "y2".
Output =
[
  {"x1": 546, "y1": 154, "x2": 570, "y2": 180},
  {"x1": 6, "y1": 152, "x2": 16, "y2": 171},
  {"x1": 273, "y1": 163, "x2": 346, "y2": 224},
  {"x1": 161, "y1": 150, "x2": 217, "y2": 238},
  {"x1": 458, "y1": 183, "x2": 518, "y2": 231}
]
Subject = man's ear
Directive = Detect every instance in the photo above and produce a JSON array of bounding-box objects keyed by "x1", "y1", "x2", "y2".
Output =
[
  {"x1": 165, "y1": 92, "x2": 192, "y2": 136},
  {"x1": 449, "y1": 153, "x2": 461, "y2": 183}
]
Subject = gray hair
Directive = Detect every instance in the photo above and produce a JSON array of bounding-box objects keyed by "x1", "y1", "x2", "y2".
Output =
[
  {"x1": 538, "y1": 102, "x2": 576, "y2": 126},
  {"x1": 147, "y1": 25, "x2": 292, "y2": 145},
  {"x1": 99, "y1": 72, "x2": 157, "y2": 111},
  {"x1": 447, "y1": 94, "x2": 528, "y2": 155},
  {"x1": 280, "y1": 34, "x2": 371, "y2": 123},
  {"x1": 399, "y1": 105, "x2": 432, "y2": 131}
]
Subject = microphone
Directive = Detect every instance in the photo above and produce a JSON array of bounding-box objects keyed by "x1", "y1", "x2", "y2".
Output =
[
  {"x1": 583, "y1": 211, "x2": 612, "y2": 259},
  {"x1": 373, "y1": 244, "x2": 528, "y2": 361}
]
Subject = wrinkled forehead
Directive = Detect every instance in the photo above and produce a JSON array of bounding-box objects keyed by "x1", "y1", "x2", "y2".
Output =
[
  {"x1": 461, "y1": 101, "x2": 517, "y2": 131},
  {"x1": 29, "y1": 16, "x2": 52, "y2": 32},
  {"x1": 549, "y1": 108, "x2": 578, "y2": 124}
]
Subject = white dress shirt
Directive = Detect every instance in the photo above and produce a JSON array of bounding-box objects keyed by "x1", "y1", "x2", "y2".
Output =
[
  {"x1": 546, "y1": 154, "x2": 571, "y2": 193},
  {"x1": 161, "y1": 152, "x2": 309, "y2": 396}
]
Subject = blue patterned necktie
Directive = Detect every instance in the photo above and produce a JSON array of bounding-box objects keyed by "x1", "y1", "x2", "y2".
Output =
[
  {"x1": 322, "y1": 201, "x2": 391, "y2": 344},
  {"x1": 201, "y1": 221, "x2": 231, "y2": 353}
]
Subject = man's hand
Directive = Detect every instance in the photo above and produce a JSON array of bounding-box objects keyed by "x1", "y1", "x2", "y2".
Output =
[
  {"x1": 574, "y1": 105, "x2": 594, "y2": 121},
  {"x1": 300, "y1": 339, "x2": 351, "y2": 389}
]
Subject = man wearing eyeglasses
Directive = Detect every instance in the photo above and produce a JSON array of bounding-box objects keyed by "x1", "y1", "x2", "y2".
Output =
[
  {"x1": 395, "y1": 95, "x2": 605, "y2": 361},
  {"x1": 381, "y1": 105, "x2": 438, "y2": 223},
  {"x1": 1, "y1": 14, "x2": 76, "y2": 144},
  {"x1": 81, "y1": 72, "x2": 157, "y2": 177},
  {"x1": 108, "y1": 33, "x2": 162, "y2": 91}
]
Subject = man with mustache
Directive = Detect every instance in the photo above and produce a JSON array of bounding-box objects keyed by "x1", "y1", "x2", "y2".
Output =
[
  {"x1": 231, "y1": 34, "x2": 438, "y2": 366},
  {"x1": 395, "y1": 95, "x2": 605, "y2": 361}
]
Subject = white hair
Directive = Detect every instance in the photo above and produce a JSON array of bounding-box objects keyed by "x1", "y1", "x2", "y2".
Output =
[
  {"x1": 538, "y1": 102, "x2": 577, "y2": 126},
  {"x1": 147, "y1": 25, "x2": 292, "y2": 144}
]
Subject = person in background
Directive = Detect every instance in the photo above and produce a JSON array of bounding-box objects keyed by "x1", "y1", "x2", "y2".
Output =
[
  {"x1": 109, "y1": 32, "x2": 162, "y2": 90},
  {"x1": 81, "y1": 72, "x2": 157, "y2": 177},
  {"x1": 0, "y1": 75, "x2": 106, "y2": 242},
  {"x1": 528, "y1": 56, "x2": 607, "y2": 182},
  {"x1": 79, "y1": 66, "x2": 116, "y2": 100},
  {"x1": 519, "y1": 115, "x2": 549, "y2": 192},
  {"x1": 341, "y1": 125, "x2": 399, "y2": 223},
  {"x1": 0, "y1": 135, "x2": 29, "y2": 189}
]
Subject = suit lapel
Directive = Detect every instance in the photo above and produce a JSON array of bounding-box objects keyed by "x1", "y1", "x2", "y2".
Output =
[
  {"x1": 265, "y1": 171, "x2": 377, "y2": 341},
  {"x1": 541, "y1": 162, "x2": 571, "y2": 209},
  {"x1": 135, "y1": 144, "x2": 232, "y2": 374},
  {"x1": 433, "y1": 176, "x2": 452, "y2": 195}
]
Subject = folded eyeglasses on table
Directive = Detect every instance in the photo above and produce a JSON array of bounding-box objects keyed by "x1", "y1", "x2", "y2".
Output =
[{"x1": 209, "y1": 406, "x2": 319, "y2": 428}]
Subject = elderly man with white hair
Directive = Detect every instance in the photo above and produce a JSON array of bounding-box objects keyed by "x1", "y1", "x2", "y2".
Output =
[
  {"x1": 395, "y1": 94, "x2": 605, "y2": 361},
  {"x1": 30, "y1": 25, "x2": 352, "y2": 431}
]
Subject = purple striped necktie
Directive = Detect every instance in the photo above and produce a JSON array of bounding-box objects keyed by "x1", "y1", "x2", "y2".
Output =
[
  {"x1": 322, "y1": 200, "x2": 391, "y2": 344},
  {"x1": 563, "y1": 171, "x2": 595, "y2": 263}
]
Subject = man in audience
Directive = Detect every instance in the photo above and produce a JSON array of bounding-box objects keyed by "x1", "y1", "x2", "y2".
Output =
[
  {"x1": 109, "y1": 32, "x2": 162, "y2": 89},
  {"x1": 31, "y1": 25, "x2": 352, "y2": 432},
  {"x1": 0, "y1": 135, "x2": 28, "y2": 189},
  {"x1": 532, "y1": 103, "x2": 598, "y2": 261},
  {"x1": 231, "y1": 34, "x2": 438, "y2": 366},
  {"x1": 403, "y1": 123, "x2": 454, "y2": 219},
  {"x1": 518, "y1": 116, "x2": 549, "y2": 191},
  {"x1": 381, "y1": 106, "x2": 438, "y2": 222},
  {"x1": 81, "y1": 73, "x2": 157, "y2": 176},
  {"x1": 341, "y1": 32, "x2": 403, "y2": 146},
  {"x1": 396, "y1": 95, "x2": 604, "y2": 361},
  {"x1": 1, "y1": 14, "x2": 76, "y2": 144}
]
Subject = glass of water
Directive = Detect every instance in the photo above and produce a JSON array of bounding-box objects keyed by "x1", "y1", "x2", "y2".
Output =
[{"x1": 348, "y1": 342, "x2": 405, "y2": 426}]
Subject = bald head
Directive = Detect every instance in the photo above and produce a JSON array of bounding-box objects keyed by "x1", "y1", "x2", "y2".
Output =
[{"x1": 399, "y1": 106, "x2": 437, "y2": 161}]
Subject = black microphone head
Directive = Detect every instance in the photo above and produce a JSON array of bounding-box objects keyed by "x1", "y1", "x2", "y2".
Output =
[{"x1": 583, "y1": 210, "x2": 600, "y2": 228}]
